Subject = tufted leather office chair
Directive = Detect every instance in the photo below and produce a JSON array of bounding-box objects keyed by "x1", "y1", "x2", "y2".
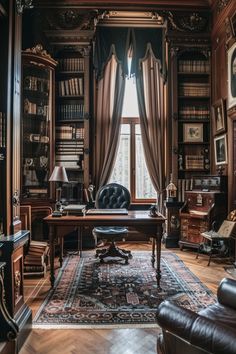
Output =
[{"x1": 92, "y1": 183, "x2": 132, "y2": 264}]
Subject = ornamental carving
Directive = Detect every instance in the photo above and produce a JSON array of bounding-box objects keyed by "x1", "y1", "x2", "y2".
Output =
[
  {"x1": 25, "y1": 44, "x2": 53, "y2": 60},
  {"x1": 217, "y1": 0, "x2": 230, "y2": 13},
  {"x1": 163, "y1": 11, "x2": 208, "y2": 32},
  {"x1": 14, "y1": 270, "x2": 21, "y2": 300},
  {"x1": 45, "y1": 9, "x2": 97, "y2": 31}
]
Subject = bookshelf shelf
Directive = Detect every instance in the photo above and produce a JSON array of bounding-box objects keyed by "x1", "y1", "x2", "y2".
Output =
[
  {"x1": 55, "y1": 47, "x2": 90, "y2": 204},
  {"x1": 173, "y1": 48, "x2": 211, "y2": 186}
]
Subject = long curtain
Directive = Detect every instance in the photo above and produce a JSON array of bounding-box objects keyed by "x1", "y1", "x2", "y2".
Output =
[
  {"x1": 94, "y1": 52, "x2": 126, "y2": 189},
  {"x1": 136, "y1": 45, "x2": 166, "y2": 212}
]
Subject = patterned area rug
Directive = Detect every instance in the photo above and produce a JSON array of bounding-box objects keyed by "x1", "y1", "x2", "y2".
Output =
[{"x1": 33, "y1": 251, "x2": 216, "y2": 328}]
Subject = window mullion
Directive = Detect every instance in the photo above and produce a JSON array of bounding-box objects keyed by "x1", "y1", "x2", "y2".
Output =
[{"x1": 130, "y1": 120, "x2": 136, "y2": 201}]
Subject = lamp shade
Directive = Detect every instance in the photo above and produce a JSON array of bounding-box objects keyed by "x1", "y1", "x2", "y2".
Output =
[{"x1": 49, "y1": 166, "x2": 69, "y2": 183}]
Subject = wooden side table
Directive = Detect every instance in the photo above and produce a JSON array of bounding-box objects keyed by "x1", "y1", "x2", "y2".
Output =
[{"x1": 196, "y1": 231, "x2": 232, "y2": 266}]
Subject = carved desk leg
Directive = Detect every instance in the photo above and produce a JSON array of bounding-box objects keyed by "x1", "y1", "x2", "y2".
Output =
[
  {"x1": 49, "y1": 226, "x2": 55, "y2": 288},
  {"x1": 151, "y1": 237, "x2": 155, "y2": 266},
  {"x1": 155, "y1": 224, "x2": 163, "y2": 290}
]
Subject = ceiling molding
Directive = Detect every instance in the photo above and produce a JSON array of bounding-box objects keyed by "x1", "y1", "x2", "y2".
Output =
[{"x1": 33, "y1": 0, "x2": 211, "y2": 9}]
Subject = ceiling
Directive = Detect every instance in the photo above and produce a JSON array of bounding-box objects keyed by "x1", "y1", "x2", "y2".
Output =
[{"x1": 34, "y1": 0, "x2": 214, "y2": 10}]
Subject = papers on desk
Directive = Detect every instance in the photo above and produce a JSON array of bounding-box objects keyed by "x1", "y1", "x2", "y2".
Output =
[{"x1": 86, "y1": 208, "x2": 128, "y2": 215}]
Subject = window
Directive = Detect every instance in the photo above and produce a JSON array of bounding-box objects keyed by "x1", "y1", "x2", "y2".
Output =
[{"x1": 109, "y1": 74, "x2": 156, "y2": 202}]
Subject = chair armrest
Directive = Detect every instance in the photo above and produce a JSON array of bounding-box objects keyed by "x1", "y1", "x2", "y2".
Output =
[
  {"x1": 157, "y1": 300, "x2": 236, "y2": 354},
  {"x1": 217, "y1": 278, "x2": 236, "y2": 310}
]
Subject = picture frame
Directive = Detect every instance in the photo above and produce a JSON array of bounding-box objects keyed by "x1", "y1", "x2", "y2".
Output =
[
  {"x1": 212, "y1": 98, "x2": 226, "y2": 135},
  {"x1": 214, "y1": 134, "x2": 228, "y2": 165},
  {"x1": 227, "y1": 41, "x2": 236, "y2": 109},
  {"x1": 183, "y1": 123, "x2": 203, "y2": 143}
]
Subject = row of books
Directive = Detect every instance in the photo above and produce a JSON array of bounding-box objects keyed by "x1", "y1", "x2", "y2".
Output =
[
  {"x1": 58, "y1": 77, "x2": 84, "y2": 97},
  {"x1": 178, "y1": 60, "x2": 210, "y2": 73},
  {"x1": 179, "y1": 105, "x2": 210, "y2": 120},
  {"x1": 24, "y1": 98, "x2": 49, "y2": 117},
  {"x1": 0, "y1": 112, "x2": 6, "y2": 148},
  {"x1": 179, "y1": 83, "x2": 210, "y2": 96},
  {"x1": 185, "y1": 155, "x2": 205, "y2": 170},
  {"x1": 57, "y1": 57, "x2": 84, "y2": 72},
  {"x1": 56, "y1": 158, "x2": 84, "y2": 169},
  {"x1": 24, "y1": 75, "x2": 49, "y2": 93},
  {"x1": 56, "y1": 141, "x2": 84, "y2": 153},
  {"x1": 57, "y1": 104, "x2": 85, "y2": 121},
  {"x1": 24, "y1": 240, "x2": 49, "y2": 276},
  {"x1": 56, "y1": 126, "x2": 84, "y2": 140}
]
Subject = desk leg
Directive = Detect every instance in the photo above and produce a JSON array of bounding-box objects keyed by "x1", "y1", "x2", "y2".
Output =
[
  {"x1": 78, "y1": 226, "x2": 83, "y2": 257},
  {"x1": 151, "y1": 237, "x2": 155, "y2": 267},
  {"x1": 155, "y1": 225, "x2": 163, "y2": 289},
  {"x1": 59, "y1": 234, "x2": 63, "y2": 268},
  {"x1": 49, "y1": 225, "x2": 55, "y2": 288}
]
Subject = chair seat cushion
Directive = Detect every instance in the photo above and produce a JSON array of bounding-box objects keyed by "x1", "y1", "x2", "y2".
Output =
[{"x1": 93, "y1": 226, "x2": 128, "y2": 235}]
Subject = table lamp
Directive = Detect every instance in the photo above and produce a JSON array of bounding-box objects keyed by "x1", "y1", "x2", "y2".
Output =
[{"x1": 49, "y1": 166, "x2": 68, "y2": 215}]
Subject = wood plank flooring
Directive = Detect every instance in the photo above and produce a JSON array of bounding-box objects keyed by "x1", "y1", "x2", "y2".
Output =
[{"x1": 19, "y1": 242, "x2": 234, "y2": 354}]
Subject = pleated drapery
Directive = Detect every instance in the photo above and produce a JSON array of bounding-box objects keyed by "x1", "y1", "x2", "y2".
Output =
[
  {"x1": 93, "y1": 26, "x2": 166, "y2": 203},
  {"x1": 136, "y1": 45, "x2": 166, "y2": 212},
  {"x1": 94, "y1": 52, "x2": 125, "y2": 189}
]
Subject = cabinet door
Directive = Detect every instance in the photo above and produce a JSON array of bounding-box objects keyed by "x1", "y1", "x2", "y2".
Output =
[{"x1": 21, "y1": 46, "x2": 57, "y2": 201}]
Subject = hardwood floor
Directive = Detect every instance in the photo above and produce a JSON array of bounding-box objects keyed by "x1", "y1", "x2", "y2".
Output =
[{"x1": 19, "y1": 242, "x2": 234, "y2": 354}]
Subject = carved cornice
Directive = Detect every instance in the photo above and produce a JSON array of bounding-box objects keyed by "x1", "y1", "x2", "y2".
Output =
[{"x1": 25, "y1": 44, "x2": 53, "y2": 60}]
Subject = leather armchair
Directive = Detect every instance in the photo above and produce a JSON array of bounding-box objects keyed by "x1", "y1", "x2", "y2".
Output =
[
  {"x1": 93, "y1": 183, "x2": 131, "y2": 263},
  {"x1": 156, "y1": 277, "x2": 236, "y2": 354}
]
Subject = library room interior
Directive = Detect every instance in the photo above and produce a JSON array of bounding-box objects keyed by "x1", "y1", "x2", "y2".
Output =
[{"x1": 1, "y1": 0, "x2": 236, "y2": 353}]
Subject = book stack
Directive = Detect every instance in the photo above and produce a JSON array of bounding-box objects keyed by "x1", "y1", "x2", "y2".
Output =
[
  {"x1": 62, "y1": 204, "x2": 86, "y2": 216},
  {"x1": 24, "y1": 240, "x2": 49, "y2": 277}
]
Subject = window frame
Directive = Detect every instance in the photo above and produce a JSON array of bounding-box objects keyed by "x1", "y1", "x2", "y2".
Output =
[{"x1": 122, "y1": 117, "x2": 156, "y2": 204}]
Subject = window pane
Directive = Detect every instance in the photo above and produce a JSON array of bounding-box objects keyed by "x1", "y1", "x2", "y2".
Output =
[
  {"x1": 109, "y1": 124, "x2": 130, "y2": 191},
  {"x1": 135, "y1": 125, "x2": 156, "y2": 199},
  {"x1": 122, "y1": 77, "x2": 139, "y2": 117}
]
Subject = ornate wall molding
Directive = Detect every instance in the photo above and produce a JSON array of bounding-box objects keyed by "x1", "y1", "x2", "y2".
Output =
[
  {"x1": 217, "y1": 0, "x2": 230, "y2": 14},
  {"x1": 45, "y1": 9, "x2": 97, "y2": 31},
  {"x1": 162, "y1": 11, "x2": 209, "y2": 32}
]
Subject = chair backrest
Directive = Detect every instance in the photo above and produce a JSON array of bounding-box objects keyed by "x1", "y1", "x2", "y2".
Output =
[{"x1": 95, "y1": 183, "x2": 131, "y2": 209}]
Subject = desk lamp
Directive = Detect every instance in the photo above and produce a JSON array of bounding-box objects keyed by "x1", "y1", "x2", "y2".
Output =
[{"x1": 49, "y1": 166, "x2": 68, "y2": 215}]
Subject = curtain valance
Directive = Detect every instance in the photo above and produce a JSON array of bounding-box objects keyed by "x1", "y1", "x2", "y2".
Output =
[{"x1": 94, "y1": 26, "x2": 165, "y2": 79}]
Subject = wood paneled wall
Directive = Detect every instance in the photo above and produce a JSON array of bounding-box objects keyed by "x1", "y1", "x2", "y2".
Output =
[{"x1": 211, "y1": 0, "x2": 236, "y2": 209}]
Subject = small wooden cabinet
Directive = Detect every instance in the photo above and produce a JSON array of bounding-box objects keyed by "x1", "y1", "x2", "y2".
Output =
[
  {"x1": 164, "y1": 201, "x2": 184, "y2": 248},
  {"x1": 179, "y1": 176, "x2": 227, "y2": 249},
  {"x1": 0, "y1": 231, "x2": 32, "y2": 350}
]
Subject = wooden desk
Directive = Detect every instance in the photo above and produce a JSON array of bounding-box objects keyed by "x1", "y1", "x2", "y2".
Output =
[{"x1": 44, "y1": 211, "x2": 165, "y2": 288}]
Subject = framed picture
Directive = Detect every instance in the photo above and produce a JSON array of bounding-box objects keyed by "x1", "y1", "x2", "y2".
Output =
[
  {"x1": 212, "y1": 99, "x2": 226, "y2": 135},
  {"x1": 227, "y1": 41, "x2": 236, "y2": 109},
  {"x1": 214, "y1": 134, "x2": 228, "y2": 165},
  {"x1": 183, "y1": 123, "x2": 203, "y2": 143}
]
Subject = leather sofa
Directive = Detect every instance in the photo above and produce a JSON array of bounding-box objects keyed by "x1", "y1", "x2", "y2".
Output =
[{"x1": 156, "y1": 277, "x2": 236, "y2": 354}]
